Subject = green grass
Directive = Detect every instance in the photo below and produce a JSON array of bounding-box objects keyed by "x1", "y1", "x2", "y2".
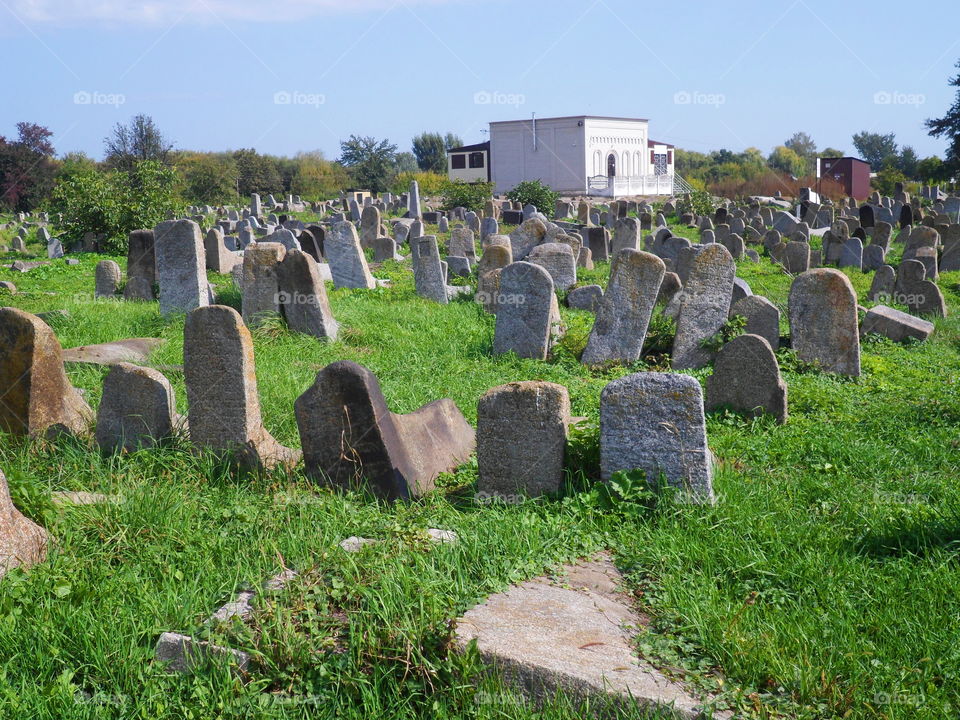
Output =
[{"x1": 0, "y1": 212, "x2": 959, "y2": 718}]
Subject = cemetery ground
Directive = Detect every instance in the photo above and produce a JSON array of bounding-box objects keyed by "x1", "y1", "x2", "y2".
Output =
[{"x1": 0, "y1": 213, "x2": 959, "y2": 719}]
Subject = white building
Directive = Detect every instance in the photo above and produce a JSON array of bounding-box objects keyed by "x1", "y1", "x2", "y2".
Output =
[
  {"x1": 446, "y1": 141, "x2": 490, "y2": 183},
  {"x1": 482, "y1": 115, "x2": 677, "y2": 197}
]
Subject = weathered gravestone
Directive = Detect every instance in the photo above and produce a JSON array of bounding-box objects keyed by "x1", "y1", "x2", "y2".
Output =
[
  {"x1": 277, "y1": 249, "x2": 339, "y2": 341},
  {"x1": 0, "y1": 469, "x2": 48, "y2": 579},
  {"x1": 414, "y1": 236, "x2": 449, "y2": 304},
  {"x1": 241, "y1": 242, "x2": 285, "y2": 327},
  {"x1": 96, "y1": 363, "x2": 177, "y2": 452},
  {"x1": 204, "y1": 227, "x2": 241, "y2": 273},
  {"x1": 566, "y1": 284, "x2": 603, "y2": 311},
  {"x1": 493, "y1": 262, "x2": 561, "y2": 360},
  {"x1": 125, "y1": 228, "x2": 158, "y2": 291},
  {"x1": 477, "y1": 381, "x2": 570, "y2": 498},
  {"x1": 868, "y1": 264, "x2": 897, "y2": 302},
  {"x1": 896, "y1": 259, "x2": 947, "y2": 316},
  {"x1": 0, "y1": 307, "x2": 92, "y2": 438},
  {"x1": 326, "y1": 221, "x2": 375, "y2": 289},
  {"x1": 359, "y1": 205, "x2": 380, "y2": 249},
  {"x1": 527, "y1": 242, "x2": 576, "y2": 292},
  {"x1": 729, "y1": 294, "x2": 780, "y2": 350},
  {"x1": 600, "y1": 372, "x2": 714, "y2": 502},
  {"x1": 295, "y1": 361, "x2": 475, "y2": 501},
  {"x1": 706, "y1": 334, "x2": 787, "y2": 423},
  {"x1": 672, "y1": 243, "x2": 736, "y2": 370},
  {"x1": 154, "y1": 220, "x2": 209, "y2": 316},
  {"x1": 581, "y1": 249, "x2": 664, "y2": 366},
  {"x1": 95, "y1": 260, "x2": 122, "y2": 298},
  {"x1": 788, "y1": 269, "x2": 860, "y2": 376},
  {"x1": 183, "y1": 305, "x2": 298, "y2": 471}
]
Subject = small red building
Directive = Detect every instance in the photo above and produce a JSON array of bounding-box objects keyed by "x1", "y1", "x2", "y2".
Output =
[{"x1": 818, "y1": 157, "x2": 871, "y2": 200}]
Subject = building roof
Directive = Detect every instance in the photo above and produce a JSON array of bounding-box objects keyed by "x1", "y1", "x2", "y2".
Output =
[
  {"x1": 488, "y1": 115, "x2": 649, "y2": 125},
  {"x1": 648, "y1": 139, "x2": 675, "y2": 149},
  {"x1": 819, "y1": 156, "x2": 870, "y2": 165},
  {"x1": 446, "y1": 141, "x2": 490, "y2": 153}
]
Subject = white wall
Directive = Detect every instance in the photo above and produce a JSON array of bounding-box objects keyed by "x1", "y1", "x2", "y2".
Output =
[
  {"x1": 490, "y1": 117, "x2": 586, "y2": 195},
  {"x1": 584, "y1": 118, "x2": 649, "y2": 179},
  {"x1": 447, "y1": 151, "x2": 488, "y2": 183}
]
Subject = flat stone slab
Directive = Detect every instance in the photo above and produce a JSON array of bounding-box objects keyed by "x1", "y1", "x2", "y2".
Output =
[
  {"x1": 63, "y1": 338, "x2": 166, "y2": 365},
  {"x1": 455, "y1": 555, "x2": 728, "y2": 718}
]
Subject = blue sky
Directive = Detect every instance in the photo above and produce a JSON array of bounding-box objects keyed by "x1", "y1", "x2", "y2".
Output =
[{"x1": 1, "y1": 0, "x2": 957, "y2": 162}]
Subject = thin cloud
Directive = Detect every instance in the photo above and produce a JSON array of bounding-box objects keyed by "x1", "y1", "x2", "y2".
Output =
[{"x1": 8, "y1": 0, "x2": 466, "y2": 25}]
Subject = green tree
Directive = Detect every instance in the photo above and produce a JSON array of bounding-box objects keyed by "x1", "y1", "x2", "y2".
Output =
[
  {"x1": 412, "y1": 132, "x2": 447, "y2": 173},
  {"x1": 444, "y1": 132, "x2": 463, "y2": 150},
  {"x1": 339, "y1": 135, "x2": 397, "y2": 192},
  {"x1": 0, "y1": 123, "x2": 57, "y2": 211},
  {"x1": 784, "y1": 131, "x2": 817, "y2": 172},
  {"x1": 916, "y1": 156, "x2": 947, "y2": 183},
  {"x1": 441, "y1": 180, "x2": 493, "y2": 214},
  {"x1": 897, "y1": 146, "x2": 920, "y2": 179},
  {"x1": 175, "y1": 151, "x2": 238, "y2": 204},
  {"x1": 290, "y1": 151, "x2": 350, "y2": 199},
  {"x1": 926, "y1": 59, "x2": 960, "y2": 176},
  {"x1": 233, "y1": 149, "x2": 282, "y2": 197},
  {"x1": 104, "y1": 114, "x2": 173, "y2": 172},
  {"x1": 821, "y1": 147, "x2": 845, "y2": 158},
  {"x1": 872, "y1": 162, "x2": 907, "y2": 197},
  {"x1": 767, "y1": 146, "x2": 806, "y2": 177},
  {"x1": 394, "y1": 152, "x2": 418, "y2": 174},
  {"x1": 852, "y1": 131, "x2": 898, "y2": 170}
]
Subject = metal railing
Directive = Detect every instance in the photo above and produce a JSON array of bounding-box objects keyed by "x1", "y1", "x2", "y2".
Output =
[{"x1": 586, "y1": 174, "x2": 677, "y2": 196}]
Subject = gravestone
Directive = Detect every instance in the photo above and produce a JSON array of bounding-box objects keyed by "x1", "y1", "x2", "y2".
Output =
[
  {"x1": 861, "y1": 305, "x2": 935, "y2": 342},
  {"x1": 183, "y1": 305, "x2": 298, "y2": 471},
  {"x1": 896, "y1": 259, "x2": 947, "y2": 316},
  {"x1": 360, "y1": 205, "x2": 380, "y2": 249},
  {"x1": 277, "y1": 249, "x2": 339, "y2": 341},
  {"x1": 839, "y1": 237, "x2": 863, "y2": 270},
  {"x1": 414, "y1": 236, "x2": 449, "y2": 304},
  {"x1": 0, "y1": 308, "x2": 92, "y2": 438},
  {"x1": 0, "y1": 469, "x2": 47, "y2": 579},
  {"x1": 204, "y1": 227, "x2": 241, "y2": 273},
  {"x1": 586, "y1": 227, "x2": 610, "y2": 261},
  {"x1": 581, "y1": 250, "x2": 664, "y2": 366},
  {"x1": 154, "y1": 219, "x2": 209, "y2": 317},
  {"x1": 788, "y1": 269, "x2": 860, "y2": 375},
  {"x1": 784, "y1": 241, "x2": 810, "y2": 274},
  {"x1": 527, "y1": 242, "x2": 576, "y2": 291},
  {"x1": 706, "y1": 334, "x2": 787, "y2": 423},
  {"x1": 600, "y1": 372, "x2": 714, "y2": 502},
  {"x1": 862, "y1": 244, "x2": 886, "y2": 271},
  {"x1": 672, "y1": 244, "x2": 736, "y2": 370},
  {"x1": 295, "y1": 361, "x2": 475, "y2": 500},
  {"x1": 95, "y1": 260, "x2": 121, "y2": 298},
  {"x1": 242, "y1": 242, "x2": 285, "y2": 326},
  {"x1": 449, "y1": 226, "x2": 477, "y2": 261},
  {"x1": 611, "y1": 218, "x2": 641, "y2": 255},
  {"x1": 729, "y1": 294, "x2": 780, "y2": 350},
  {"x1": 868, "y1": 265, "x2": 896, "y2": 302},
  {"x1": 477, "y1": 381, "x2": 570, "y2": 497},
  {"x1": 509, "y1": 218, "x2": 548, "y2": 261},
  {"x1": 493, "y1": 262, "x2": 560, "y2": 360},
  {"x1": 326, "y1": 221, "x2": 375, "y2": 289},
  {"x1": 96, "y1": 363, "x2": 177, "y2": 452},
  {"x1": 567, "y1": 284, "x2": 603, "y2": 311}
]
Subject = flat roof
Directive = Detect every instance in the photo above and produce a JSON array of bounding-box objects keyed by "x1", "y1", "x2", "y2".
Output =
[
  {"x1": 446, "y1": 141, "x2": 490, "y2": 153},
  {"x1": 820, "y1": 156, "x2": 869, "y2": 164},
  {"x1": 489, "y1": 115, "x2": 649, "y2": 125}
]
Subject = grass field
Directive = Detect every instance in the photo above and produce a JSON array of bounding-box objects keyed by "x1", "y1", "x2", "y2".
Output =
[{"x1": 0, "y1": 214, "x2": 958, "y2": 719}]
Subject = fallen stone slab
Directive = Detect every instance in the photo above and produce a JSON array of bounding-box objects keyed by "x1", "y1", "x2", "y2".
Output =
[
  {"x1": 861, "y1": 305, "x2": 935, "y2": 342},
  {"x1": 62, "y1": 338, "x2": 166, "y2": 365},
  {"x1": 455, "y1": 554, "x2": 728, "y2": 718}
]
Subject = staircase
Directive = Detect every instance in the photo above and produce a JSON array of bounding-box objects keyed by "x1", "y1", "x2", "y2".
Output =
[{"x1": 672, "y1": 174, "x2": 696, "y2": 195}]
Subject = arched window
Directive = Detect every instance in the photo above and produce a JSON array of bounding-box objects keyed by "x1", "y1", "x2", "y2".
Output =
[
  {"x1": 593, "y1": 150, "x2": 602, "y2": 175},
  {"x1": 634, "y1": 151, "x2": 642, "y2": 175},
  {"x1": 622, "y1": 151, "x2": 630, "y2": 177},
  {"x1": 607, "y1": 153, "x2": 617, "y2": 177}
]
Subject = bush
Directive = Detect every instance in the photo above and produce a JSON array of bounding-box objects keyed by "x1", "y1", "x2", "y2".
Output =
[
  {"x1": 51, "y1": 160, "x2": 184, "y2": 254},
  {"x1": 390, "y1": 171, "x2": 447, "y2": 198},
  {"x1": 674, "y1": 188, "x2": 714, "y2": 218},
  {"x1": 506, "y1": 179, "x2": 559, "y2": 216},
  {"x1": 440, "y1": 180, "x2": 493, "y2": 214}
]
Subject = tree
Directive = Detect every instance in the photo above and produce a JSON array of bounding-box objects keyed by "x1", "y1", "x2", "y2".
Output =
[
  {"x1": 926, "y1": 59, "x2": 960, "y2": 176},
  {"x1": 175, "y1": 151, "x2": 238, "y2": 204},
  {"x1": 852, "y1": 131, "x2": 898, "y2": 170},
  {"x1": 233, "y1": 149, "x2": 282, "y2": 197},
  {"x1": 0, "y1": 122, "x2": 57, "y2": 211},
  {"x1": 338, "y1": 135, "x2": 397, "y2": 192},
  {"x1": 897, "y1": 146, "x2": 920, "y2": 179},
  {"x1": 916, "y1": 156, "x2": 947, "y2": 183},
  {"x1": 784, "y1": 131, "x2": 817, "y2": 172},
  {"x1": 394, "y1": 152, "x2": 418, "y2": 174},
  {"x1": 444, "y1": 132, "x2": 463, "y2": 150},
  {"x1": 767, "y1": 146, "x2": 806, "y2": 177},
  {"x1": 821, "y1": 147, "x2": 845, "y2": 158},
  {"x1": 412, "y1": 132, "x2": 448, "y2": 173},
  {"x1": 290, "y1": 151, "x2": 350, "y2": 199},
  {"x1": 873, "y1": 162, "x2": 907, "y2": 197},
  {"x1": 440, "y1": 180, "x2": 493, "y2": 214},
  {"x1": 104, "y1": 114, "x2": 173, "y2": 172},
  {"x1": 506, "y1": 179, "x2": 559, "y2": 215}
]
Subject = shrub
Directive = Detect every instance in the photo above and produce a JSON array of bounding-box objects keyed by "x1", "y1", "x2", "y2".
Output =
[
  {"x1": 506, "y1": 179, "x2": 559, "y2": 216},
  {"x1": 674, "y1": 188, "x2": 714, "y2": 218},
  {"x1": 51, "y1": 160, "x2": 184, "y2": 254},
  {"x1": 440, "y1": 180, "x2": 493, "y2": 214},
  {"x1": 390, "y1": 171, "x2": 447, "y2": 198}
]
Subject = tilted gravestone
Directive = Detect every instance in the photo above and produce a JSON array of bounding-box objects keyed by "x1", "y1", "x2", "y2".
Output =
[
  {"x1": 493, "y1": 262, "x2": 562, "y2": 360},
  {"x1": 326, "y1": 221, "x2": 376, "y2": 290},
  {"x1": 125, "y1": 229, "x2": 156, "y2": 300},
  {"x1": 277, "y1": 249, "x2": 339, "y2": 341},
  {"x1": 581, "y1": 249, "x2": 664, "y2": 366},
  {"x1": 0, "y1": 468, "x2": 47, "y2": 579},
  {"x1": 706, "y1": 333, "x2": 787, "y2": 423},
  {"x1": 729, "y1": 294, "x2": 780, "y2": 350},
  {"x1": 0, "y1": 307, "x2": 92, "y2": 438},
  {"x1": 477, "y1": 381, "x2": 570, "y2": 498},
  {"x1": 527, "y1": 242, "x2": 576, "y2": 292},
  {"x1": 868, "y1": 264, "x2": 897, "y2": 302},
  {"x1": 204, "y1": 227, "x2": 241, "y2": 273},
  {"x1": 96, "y1": 362, "x2": 177, "y2": 452},
  {"x1": 449, "y1": 226, "x2": 477, "y2": 261},
  {"x1": 672, "y1": 243, "x2": 736, "y2": 370},
  {"x1": 241, "y1": 242, "x2": 286, "y2": 327},
  {"x1": 414, "y1": 236, "x2": 449, "y2": 304},
  {"x1": 295, "y1": 361, "x2": 475, "y2": 501},
  {"x1": 896, "y1": 259, "x2": 947, "y2": 316},
  {"x1": 154, "y1": 219, "x2": 209, "y2": 317},
  {"x1": 788, "y1": 269, "x2": 860, "y2": 376},
  {"x1": 600, "y1": 372, "x2": 714, "y2": 503},
  {"x1": 183, "y1": 305, "x2": 298, "y2": 471},
  {"x1": 861, "y1": 305, "x2": 934, "y2": 342}
]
